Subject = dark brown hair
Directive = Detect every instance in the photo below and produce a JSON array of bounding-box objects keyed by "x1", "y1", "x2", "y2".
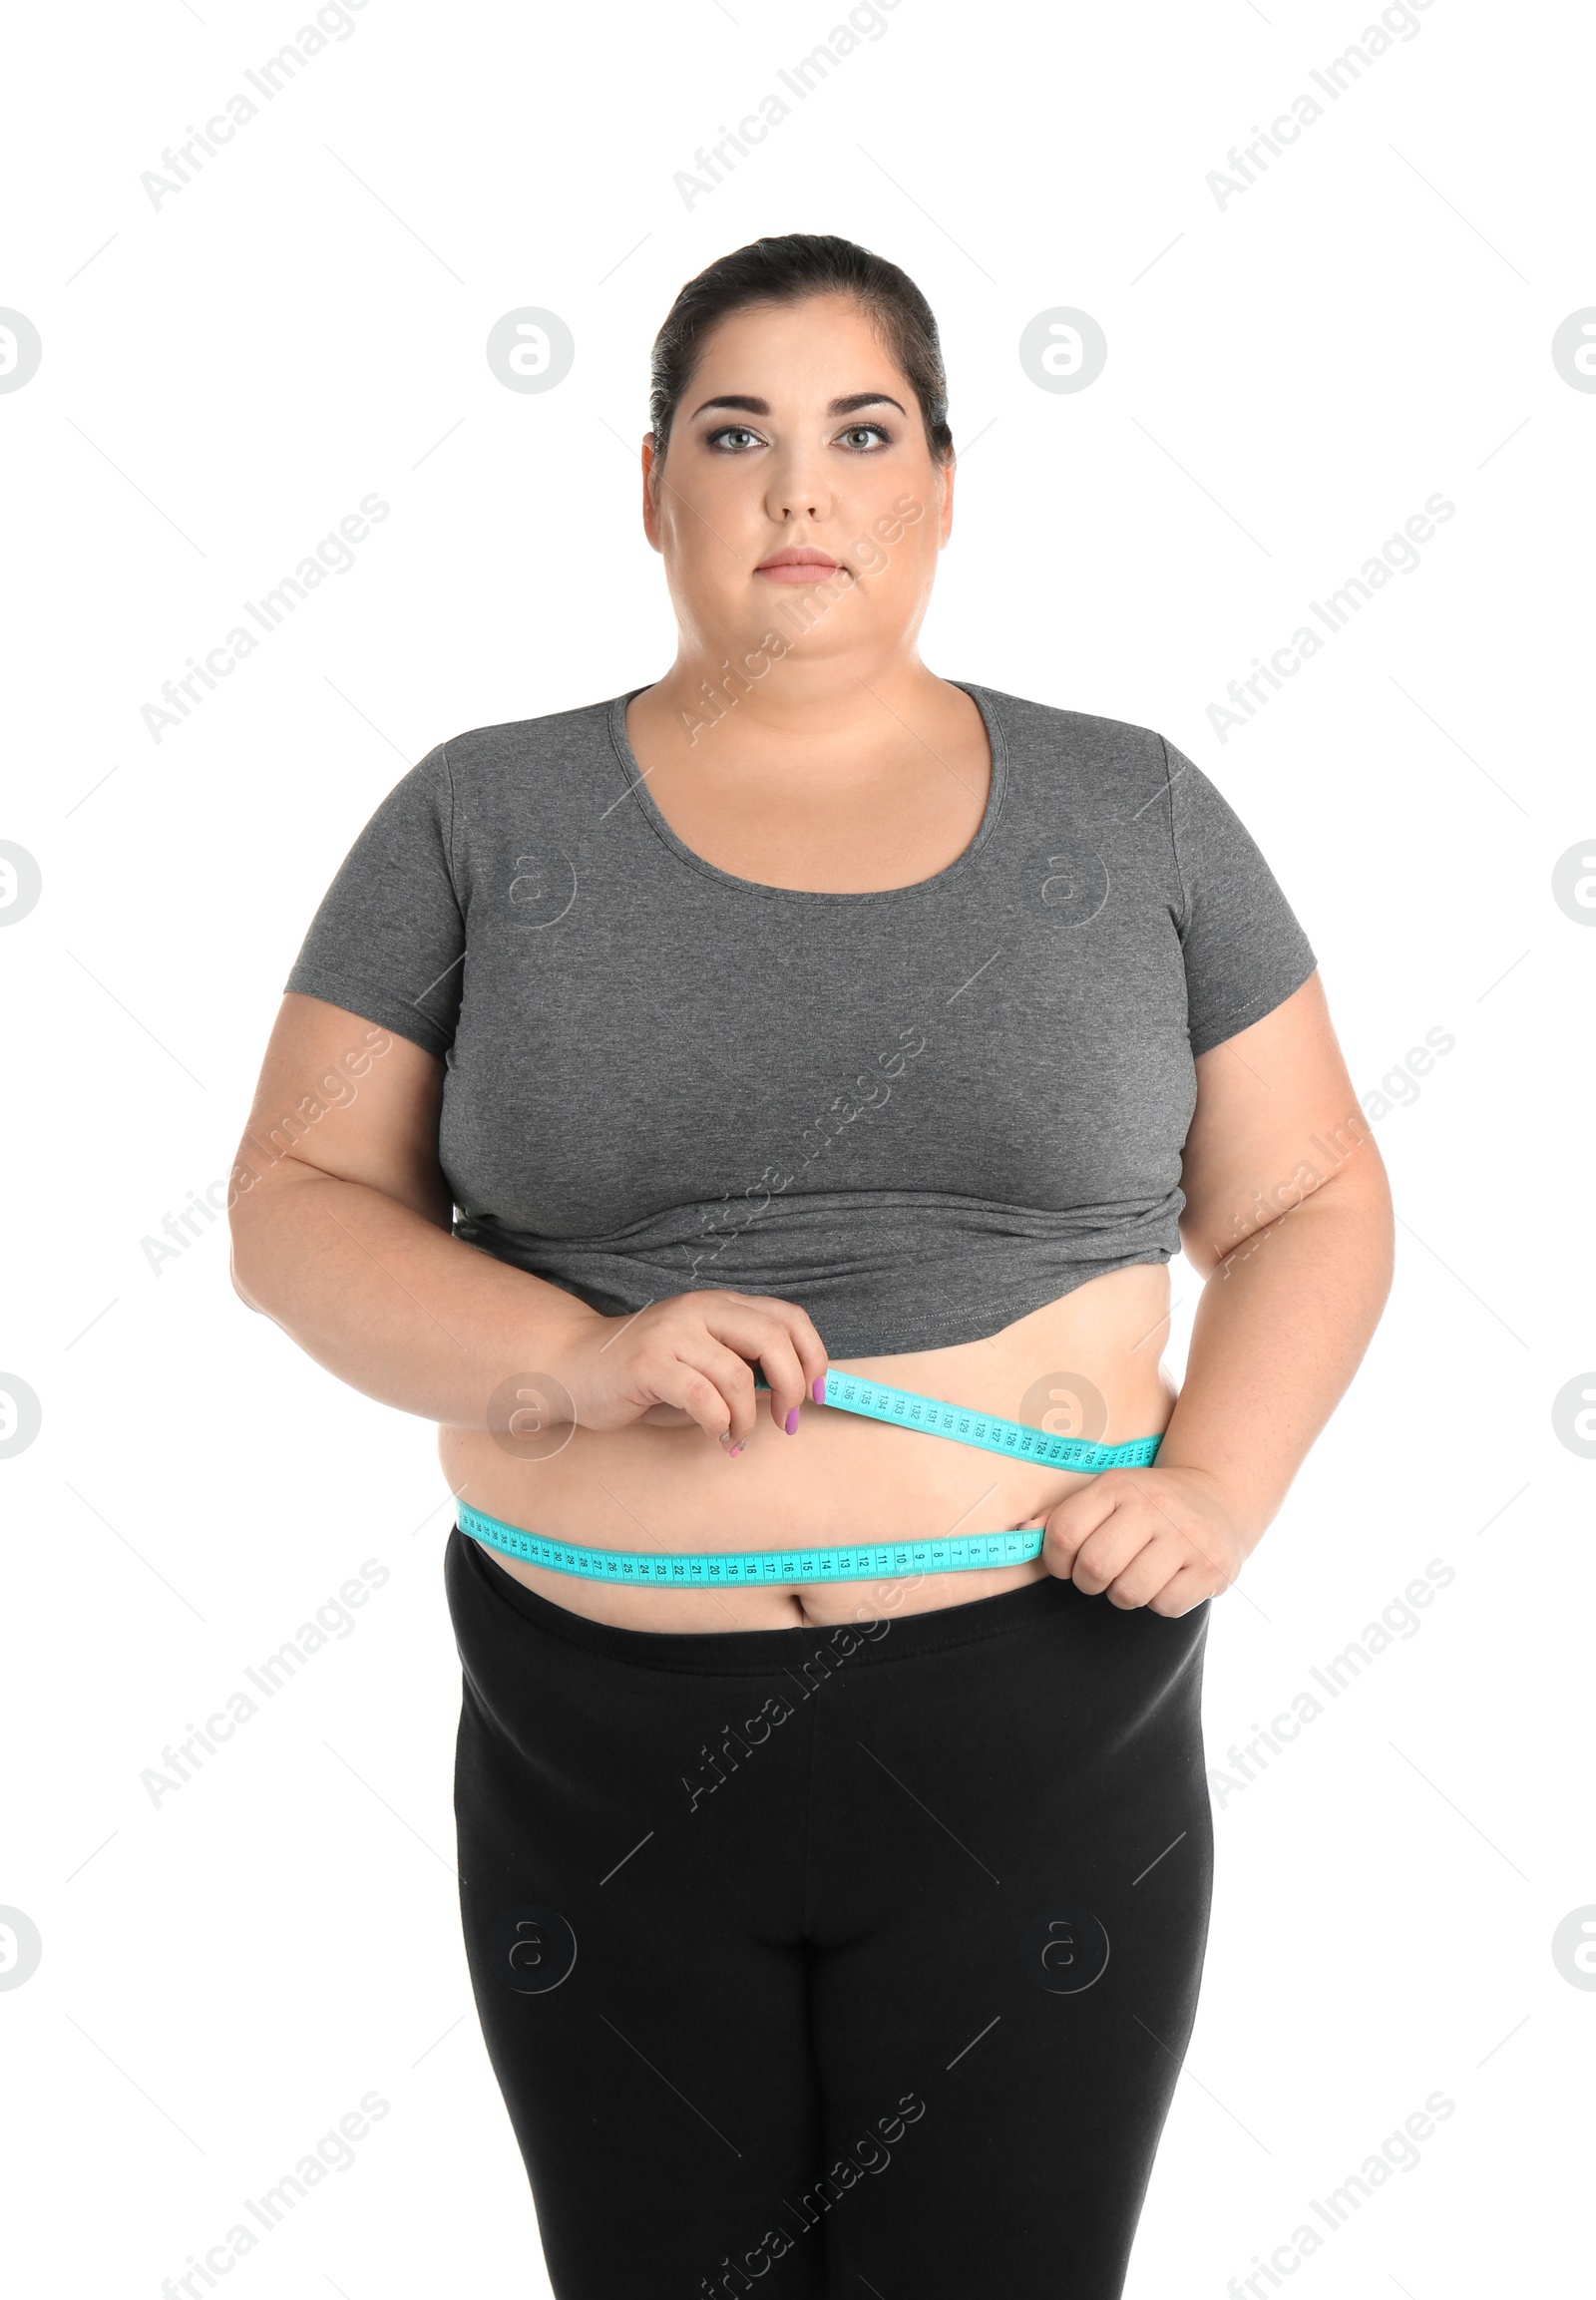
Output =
[{"x1": 647, "y1": 233, "x2": 954, "y2": 476}]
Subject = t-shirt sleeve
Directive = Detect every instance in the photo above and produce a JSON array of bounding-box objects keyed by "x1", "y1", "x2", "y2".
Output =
[
  {"x1": 283, "y1": 741, "x2": 465, "y2": 1060},
  {"x1": 1161, "y1": 734, "x2": 1317, "y2": 1056}
]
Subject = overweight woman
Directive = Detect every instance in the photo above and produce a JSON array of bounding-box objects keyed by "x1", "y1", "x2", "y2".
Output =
[{"x1": 228, "y1": 234, "x2": 1394, "y2": 2298}]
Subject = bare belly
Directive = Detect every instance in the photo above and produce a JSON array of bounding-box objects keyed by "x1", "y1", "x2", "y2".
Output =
[{"x1": 439, "y1": 1266, "x2": 1176, "y2": 1633}]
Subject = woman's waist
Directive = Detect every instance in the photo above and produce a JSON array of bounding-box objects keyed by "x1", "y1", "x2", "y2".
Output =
[{"x1": 442, "y1": 1272, "x2": 1176, "y2": 1555}]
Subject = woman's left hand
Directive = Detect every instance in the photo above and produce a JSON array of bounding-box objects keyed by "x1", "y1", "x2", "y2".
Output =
[{"x1": 1019, "y1": 1464, "x2": 1254, "y2": 1617}]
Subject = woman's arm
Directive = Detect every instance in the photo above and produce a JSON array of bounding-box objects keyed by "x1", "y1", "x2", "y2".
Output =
[
  {"x1": 1023, "y1": 971, "x2": 1395, "y2": 1614},
  {"x1": 226, "y1": 992, "x2": 824, "y2": 1445},
  {"x1": 226, "y1": 993, "x2": 596, "y2": 1425}
]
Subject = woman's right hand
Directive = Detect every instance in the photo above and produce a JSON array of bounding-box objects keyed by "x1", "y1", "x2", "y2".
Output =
[{"x1": 545, "y1": 1290, "x2": 830, "y2": 1453}]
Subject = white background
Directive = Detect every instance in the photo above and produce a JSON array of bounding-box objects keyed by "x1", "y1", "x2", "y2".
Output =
[{"x1": 2, "y1": 0, "x2": 1591, "y2": 2292}]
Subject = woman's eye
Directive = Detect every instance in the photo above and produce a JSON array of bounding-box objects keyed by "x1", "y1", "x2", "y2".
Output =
[
  {"x1": 707, "y1": 426, "x2": 762, "y2": 452},
  {"x1": 839, "y1": 424, "x2": 890, "y2": 451}
]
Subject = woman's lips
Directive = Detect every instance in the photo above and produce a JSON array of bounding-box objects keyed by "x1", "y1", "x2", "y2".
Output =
[{"x1": 755, "y1": 555, "x2": 842, "y2": 583}]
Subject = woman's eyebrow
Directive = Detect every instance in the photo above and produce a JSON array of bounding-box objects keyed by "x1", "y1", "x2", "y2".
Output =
[
  {"x1": 686, "y1": 390, "x2": 909, "y2": 421},
  {"x1": 829, "y1": 392, "x2": 907, "y2": 417}
]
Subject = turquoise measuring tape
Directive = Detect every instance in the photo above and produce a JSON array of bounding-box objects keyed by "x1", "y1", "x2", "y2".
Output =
[
  {"x1": 457, "y1": 1508, "x2": 1048, "y2": 1587},
  {"x1": 458, "y1": 1369, "x2": 1162, "y2": 1588},
  {"x1": 765, "y1": 1369, "x2": 1161, "y2": 1476}
]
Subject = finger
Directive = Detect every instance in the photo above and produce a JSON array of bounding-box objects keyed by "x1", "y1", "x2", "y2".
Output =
[
  {"x1": 705, "y1": 1295, "x2": 829, "y2": 1408},
  {"x1": 705, "y1": 1312, "x2": 806, "y2": 1432},
  {"x1": 1101, "y1": 1535, "x2": 1189, "y2": 1612},
  {"x1": 639, "y1": 1362, "x2": 738, "y2": 1447},
  {"x1": 1123, "y1": 1487, "x2": 1238, "y2": 1593},
  {"x1": 667, "y1": 1336, "x2": 763, "y2": 1448},
  {"x1": 751, "y1": 1324, "x2": 811, "y2": 1433},
  {"x1": 1028, "y1": 1478, "x2": 1119, "y2": 1571},
  {"x1": 631, "y1": 1338, "x2": 752, "y2": 1446},
  {"x1": 1146, "y1": 1564, "x2": 1215, "y2": 1618},
  {"x1": 777, "y1": 1303, "x2": 831, "y2": 1403},
  {"x1": 1068, "y1": 1511, "x2": 1157, "y2": 1598}
]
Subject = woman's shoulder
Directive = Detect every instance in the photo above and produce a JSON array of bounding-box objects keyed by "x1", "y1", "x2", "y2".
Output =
[
  {"x1": 426, "y1": 692, "x2": 624, "y2": 788},
  {"x1": 971, "y1": 680, "x2": 1160, "y2": 747},
  {"x1": 970, "y1": 681, "x2": 1179, "y2": 804}
]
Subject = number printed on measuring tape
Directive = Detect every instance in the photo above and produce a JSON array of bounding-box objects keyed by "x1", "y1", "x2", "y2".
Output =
[
  {"x1": 457, "y1": 1503, "x2": 1048, "y2": 1588},
  {"x1": 456, "y1": 1370, "x2": 1161, "y2": 1587}
]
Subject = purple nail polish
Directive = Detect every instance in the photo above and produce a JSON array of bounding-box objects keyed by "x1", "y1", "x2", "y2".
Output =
[
  {"x1": 785, "y1": 1406, "x2": 800, "y2": 1435},
  {"x1": 811, "y1": 1376, "x2": 826, "y2": 1403}
]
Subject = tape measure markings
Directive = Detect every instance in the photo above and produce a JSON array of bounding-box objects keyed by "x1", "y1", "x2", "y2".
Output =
[
  {"x1": 459, "y1": 1369, "x2": 1161, "y2": 1586},
  {"x1": 459, "y1": 1501, "x2": 1046, "y2": 1586},
  {"x1": 800, "y1": 1369, "x2": 1161, "y2": 1473}
]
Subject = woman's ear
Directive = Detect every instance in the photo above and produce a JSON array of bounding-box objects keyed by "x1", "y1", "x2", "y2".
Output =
[
  {"x1": 640, "y1": 434, "x2": 663, "y2": 554},
  {"x1": 938, "y1": 455, "x2": 957, "y2": 549}
]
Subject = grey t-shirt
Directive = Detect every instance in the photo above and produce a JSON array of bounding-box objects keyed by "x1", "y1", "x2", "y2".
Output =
[{"x1": 284, "y1": 682, "x2": 1316, "y2": 1356}]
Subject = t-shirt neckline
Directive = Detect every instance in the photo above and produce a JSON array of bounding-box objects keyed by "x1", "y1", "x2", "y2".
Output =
[{"x1": 604, "y1": 678, "x2": 1008, "y2": 905}]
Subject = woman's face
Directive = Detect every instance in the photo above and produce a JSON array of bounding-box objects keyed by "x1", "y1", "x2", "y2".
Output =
[{"x1": 641, "y1": 290, "x2": 954, "y2": 678}]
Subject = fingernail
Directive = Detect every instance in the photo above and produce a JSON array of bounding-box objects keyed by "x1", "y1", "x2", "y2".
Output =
[
  {"x1": 718, "y1": 1430, "x2": 731, "y2": 1445},
  {"x1": 729, "y1": 1440, "x2": 744, "y2": 1457},
  {"x1": 785, "y1": 1407, "x2": 800, "y2": 1435},
  {"x1": 811, "y1": 1376, "x2": 826, "y2": 1402}
]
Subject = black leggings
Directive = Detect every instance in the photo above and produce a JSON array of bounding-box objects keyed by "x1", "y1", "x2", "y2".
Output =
[{"x1": 445, "y1": 1526, "x2": 1214, "y2": 2299}]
